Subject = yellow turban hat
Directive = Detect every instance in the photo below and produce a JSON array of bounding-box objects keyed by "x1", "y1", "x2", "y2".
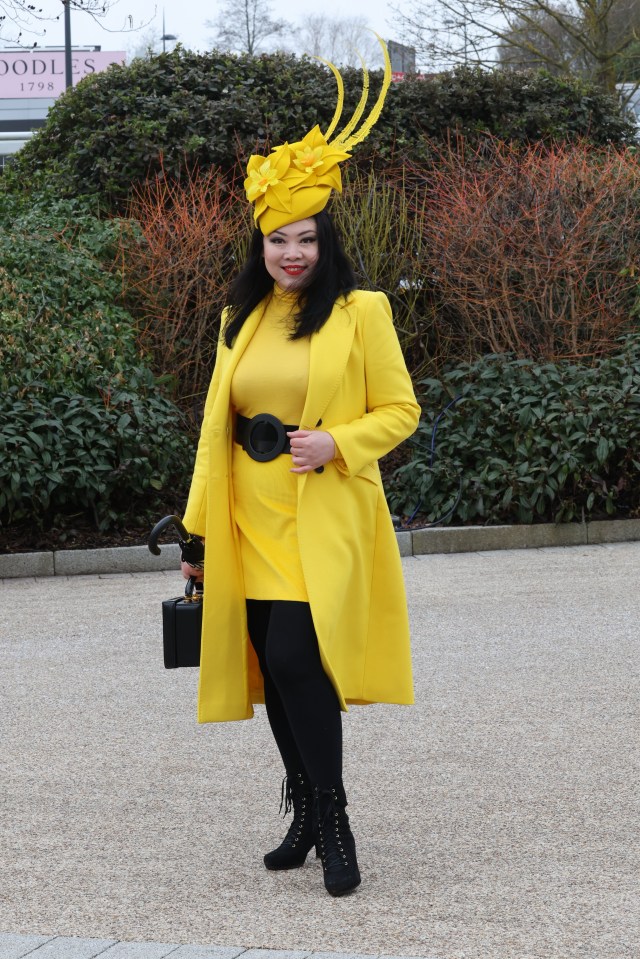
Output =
[{"x1": 244, "y1": 35, "x2": 392, "y2": 235}]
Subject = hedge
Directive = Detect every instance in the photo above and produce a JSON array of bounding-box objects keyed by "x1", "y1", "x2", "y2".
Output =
[
  {"x1": 0, "y1": 193, "x2": 192, "y2": 532},
  {"x1": 4, "y1": 50, "x2": 634, "y2": 209},
  {"x1": 390, "y1": 337, "x2": 640, "y2": 526},
  {"x1": 0, "y1": 380, "x2": 192, "y2": 531}
]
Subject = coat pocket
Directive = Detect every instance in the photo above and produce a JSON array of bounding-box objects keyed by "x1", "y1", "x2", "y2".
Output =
[{"x1": 356, "y1": 461, "x2": 381, "y2": 486}]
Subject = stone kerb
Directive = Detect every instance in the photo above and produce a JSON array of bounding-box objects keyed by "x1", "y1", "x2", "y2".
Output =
[
  {"x1": 0, "y1": 544, "x2": 181, "y2": 579},
  {"x1": 2, "y1": 520, "x2": 640, "y2": 579},
  {"x1": 52, "y1": 543, "x2": 181, "y2": 576}
]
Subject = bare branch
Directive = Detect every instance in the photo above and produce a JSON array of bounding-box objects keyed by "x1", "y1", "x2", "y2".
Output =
[
  {"x1": 293, "y1": 14, "x2": 384, "y2": 67},
  {"x1": 0, "y1": 0, "x2": 153, "y2": 45},
  {"x1": 206, "y1": 0, "x2": 287, "y2": 56},
  {"x1": 391, "y1": 0, "x2": 640, "y2": 91}
]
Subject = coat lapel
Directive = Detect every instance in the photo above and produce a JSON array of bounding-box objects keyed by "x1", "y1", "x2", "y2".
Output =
[
  {"x1": 300, "y1": 297, "x2": 356, "y2": 430},
  {"x1": 212, "y1": 303, "x2": 265, "y2": 421}
]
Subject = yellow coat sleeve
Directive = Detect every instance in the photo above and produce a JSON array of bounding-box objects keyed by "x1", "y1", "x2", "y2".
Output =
[
  {"x1": 181, "y1": 320, "x2": 226, "y2": 536},
  {"x1": 328, "y1": 292, "x2": 421, "y2": 477}
]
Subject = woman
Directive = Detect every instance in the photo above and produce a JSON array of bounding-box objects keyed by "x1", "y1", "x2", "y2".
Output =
[{"x1": 180, "y1": 42, "x2": 421, "y2": 897}]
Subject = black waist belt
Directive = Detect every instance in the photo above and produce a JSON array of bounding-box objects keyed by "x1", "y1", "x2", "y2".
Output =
[{"x1": 236, "y1": 413, "x2": 298, "y2": 462}]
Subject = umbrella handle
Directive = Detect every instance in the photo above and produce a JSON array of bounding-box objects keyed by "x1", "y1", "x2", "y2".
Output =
[{"x1": 148, "y1": 514, "x2": 190, "y2": 555}]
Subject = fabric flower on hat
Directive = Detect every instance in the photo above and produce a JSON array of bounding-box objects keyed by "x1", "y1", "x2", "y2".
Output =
[
  {"x1": 245, "y1": 143, "x2": 299, "y2": 218},
  {"x1": 290, "y1": 126, "x2": 351, "y2": 192}
]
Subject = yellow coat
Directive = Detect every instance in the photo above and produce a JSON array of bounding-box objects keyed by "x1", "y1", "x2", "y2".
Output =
[{"x1": 182, "y1": 289, "x2": 421, "y2": 723}]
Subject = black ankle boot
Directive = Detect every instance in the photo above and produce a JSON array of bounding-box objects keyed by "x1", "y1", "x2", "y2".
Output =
[
  {"x1": 313, "y1": 784, "x2": 361, "y2": 896},
  {"x1": 263, "y1": 772, "x2": 315, "y2": 870}
]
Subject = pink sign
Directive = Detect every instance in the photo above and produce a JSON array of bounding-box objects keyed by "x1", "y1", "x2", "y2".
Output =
[
  {"x1": 0, "y1": 51, "x2": 126, "y2": 98},
  {"x1": 392, "y1": 72, "x2": 428, "y2": 82}
]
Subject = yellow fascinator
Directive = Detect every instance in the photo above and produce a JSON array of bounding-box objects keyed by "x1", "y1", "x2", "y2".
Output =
[{"x1": 244, "y1": 35, "x2": 392, "y2": 235}]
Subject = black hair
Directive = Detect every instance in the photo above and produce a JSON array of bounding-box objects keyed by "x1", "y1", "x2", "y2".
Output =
[{"x1": 223, "y1": 210, "x2": 357, "y2": 348}]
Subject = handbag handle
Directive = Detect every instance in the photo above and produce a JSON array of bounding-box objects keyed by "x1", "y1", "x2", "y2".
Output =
[{"x1": 184, "y1": 576, "x2": 204, "y2": 601}]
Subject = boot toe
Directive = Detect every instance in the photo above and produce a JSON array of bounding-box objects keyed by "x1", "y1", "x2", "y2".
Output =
[{"x1": 325, "y1": 868, "x2": 361, "y2": 896}]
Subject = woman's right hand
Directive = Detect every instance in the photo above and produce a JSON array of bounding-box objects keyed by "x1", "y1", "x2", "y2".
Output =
[
  {"x1": 181, "y1": 534, "x2": 204, "y2": 580},
  {"x1": 181, "y1": 560, "x2": 204, "y2": 581}
]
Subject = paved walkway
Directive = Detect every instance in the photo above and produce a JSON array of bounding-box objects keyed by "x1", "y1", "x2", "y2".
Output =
[
  {"x1": 1, "y1": 545, "x2": 639, "y2": 959},
  {"x1": 0, "y1": 938, "x2": 432, "y2": 959}
]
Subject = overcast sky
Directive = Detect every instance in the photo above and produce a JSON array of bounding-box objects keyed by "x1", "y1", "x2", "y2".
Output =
[{"x1": 3, "y1": 0, "x2": 408, "y2": 59}]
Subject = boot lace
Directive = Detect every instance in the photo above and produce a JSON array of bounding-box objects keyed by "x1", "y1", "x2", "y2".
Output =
[
  {"x1": 278, "y1": 774, "x2": 310, "y2": 850},
  {"x1": 315, "y1": 787, "x2": 351, "y2": 872}
]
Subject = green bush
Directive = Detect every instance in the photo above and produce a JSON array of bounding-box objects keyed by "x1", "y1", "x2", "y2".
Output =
[
  {"x1": 0, "y1": 306, "x2": 140, "y2": 397},
  {"x1": 4, "y1": 50, "x2": 633, "y2": 209},
  {"x1": 371, "y1": 66, "x2": 635, "y2": 162},
  {"x1": 390, "y1": 337, "x2": 640, "y2": 525},
  {"x1": 0, "y1": 192, "x2": 137, "y2": 380},
  {"x1": 0, "y1": 193, "x2": 192, "y2": 532},
  {"x1": 0, "y1": 192, "x2": 145, "y2": 403},
  {"x1": 0, "y1": 377, "x2": 192, "y2": 530}
]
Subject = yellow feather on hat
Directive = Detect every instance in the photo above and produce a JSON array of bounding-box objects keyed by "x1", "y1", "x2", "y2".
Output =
[{"x1": 244, "y1": 34, "x2": 392, "y2": 235}]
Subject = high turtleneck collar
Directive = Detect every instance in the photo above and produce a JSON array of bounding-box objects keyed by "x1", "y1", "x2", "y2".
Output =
[{"x1": 273, "y1": 283, "x2": 300, "y2": 303}]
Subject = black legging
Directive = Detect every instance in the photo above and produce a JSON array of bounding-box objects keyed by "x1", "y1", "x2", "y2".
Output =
[{"x1": 246, "y1": 599, "x2": 342, "y2": 787}]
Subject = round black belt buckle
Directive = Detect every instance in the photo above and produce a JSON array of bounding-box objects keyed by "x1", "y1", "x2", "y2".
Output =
[{"x1": 244, "y1": 413, "x2": 288, "y2": 462}]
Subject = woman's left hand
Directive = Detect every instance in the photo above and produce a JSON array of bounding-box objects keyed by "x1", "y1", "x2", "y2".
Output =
[{"x1": 287, "y1": 429, "x2": 335, "y2": 474}]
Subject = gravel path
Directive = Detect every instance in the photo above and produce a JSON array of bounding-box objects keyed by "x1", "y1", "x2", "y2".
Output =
[{"x1": 1, "y1": 544, "x2": 638, "y2": 959}]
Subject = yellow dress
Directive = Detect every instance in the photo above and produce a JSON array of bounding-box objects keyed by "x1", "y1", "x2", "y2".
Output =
[{"x1": 230, "y1": 286, "x2": 310, "y2": 601}]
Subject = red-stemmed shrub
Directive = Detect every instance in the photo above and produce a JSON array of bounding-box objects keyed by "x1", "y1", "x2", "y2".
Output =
[
  {"x1": 120, "y1": 159, "x2": 247, "y2": 415},
  {"x1": 119, "y1": 138, "x2": 640, "y2": 422},
  {"x1": 407, "y1": 137, "x2": 640, "y2": 362}
]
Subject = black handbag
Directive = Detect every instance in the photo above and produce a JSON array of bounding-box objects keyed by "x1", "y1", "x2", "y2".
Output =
[
  {"x1": 162, "y1": 576, "x2": 203, "y2": 668},
  {"x1": 148, "y1": 515, "x2": 204, "y2": 669}
]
